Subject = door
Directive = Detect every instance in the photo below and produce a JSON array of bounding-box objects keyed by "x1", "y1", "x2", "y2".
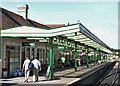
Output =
[
  {"x1": 21, "y1": 51, "x2": 25, "y2": 68},
  {"x1": 5, "y1": 50, "x2": 10, "y2": 75}
]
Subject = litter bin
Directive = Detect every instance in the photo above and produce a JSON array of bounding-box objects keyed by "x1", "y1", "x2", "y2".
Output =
[{"x1": 2, "y1": 68, "x2": 7, "y2": 78}]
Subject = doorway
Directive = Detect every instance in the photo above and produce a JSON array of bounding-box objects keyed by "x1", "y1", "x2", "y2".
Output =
[
  {"x1": 5, "y1": 50, "x2": 10, "y2": 75},
  {"x1": 6, "y1": 46, "x2": 20, "y2": 75}
]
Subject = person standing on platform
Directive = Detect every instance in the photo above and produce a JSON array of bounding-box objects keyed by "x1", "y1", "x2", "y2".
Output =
[
  {"x1": 77, "y1": 57, "x2": 81, "y2": 66},
  {"x1": 32, "y1": 57, "x2": 41, "y2": 82},
  {"x1": 79, "y1": 57, "x2": 81, "y2": 66},
  {"x1": 61, "y1": 56, "x2": 66, "y2": 69},
  {"x1": 22, "y1": 57, "x2": 30, "y2": 82}
]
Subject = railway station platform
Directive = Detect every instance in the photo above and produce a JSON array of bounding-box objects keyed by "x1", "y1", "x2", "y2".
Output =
[{"x1": 0, "y1": 62, "x2": 113, "y2": 86}]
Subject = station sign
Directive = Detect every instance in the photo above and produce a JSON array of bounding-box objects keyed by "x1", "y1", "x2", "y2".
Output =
[
  {"x1": 22, "y1": 42, "x2": 36, "y2": 47},
  {"x1": 57, "y1": 46, "x2": 68, "y2": 50},
  {"x1": 96, "y1": 48, "x2": 100, "y2": 51},
  {"x1": 39, "y1": 39, "x2": 48, "y2": 42},
  {"x1": 77, "y1": 50, "x2": 83, "y2": 52},
  {"x1": 89, "y1": 52, "x2": 94, "y2": 55}
]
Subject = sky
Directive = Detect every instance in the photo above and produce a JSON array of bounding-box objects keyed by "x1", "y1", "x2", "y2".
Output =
[{"x1": 1, "y1": 1, "x2": 119, "y2": 49}]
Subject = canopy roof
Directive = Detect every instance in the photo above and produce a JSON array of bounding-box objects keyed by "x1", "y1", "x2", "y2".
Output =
[{"x1": 1, "y1": 23, "x2": 112, "y2": 53}]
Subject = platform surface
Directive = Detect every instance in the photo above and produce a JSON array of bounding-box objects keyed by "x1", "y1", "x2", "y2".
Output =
[{"x1": 0, "y1": 62, "x2": 107, "y2": 86}]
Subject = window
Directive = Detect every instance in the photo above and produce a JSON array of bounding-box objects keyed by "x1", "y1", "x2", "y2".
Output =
[
  {"x1": 37, "y1": 49, "x2": 44, "y2": 62},
  {"x1": 31, "y1": 48, "x2": 34, "y2": 60},
  {"x1": 26, "y1": 48, "x2": 30, "y2": 58},
  {"x1": 6, "y1": 46, "x2": 20, "y2": 63},
  {"x1": 10, "y1": 49, "x2": 14, "y2": 62}
]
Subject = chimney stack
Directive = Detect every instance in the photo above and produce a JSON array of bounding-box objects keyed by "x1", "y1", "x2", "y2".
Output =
[
  {"x1": 17, "y1": 4, "x2": 29, "y2": 19},
  {"x1": 66, "y1": 22, "x2": 70, "y2": 26}
]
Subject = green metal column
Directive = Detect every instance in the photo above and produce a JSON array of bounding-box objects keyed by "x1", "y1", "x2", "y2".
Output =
[
  {"x1": 48, "y1": 38, "x2": 54, "y2": 80},
  {"x1": 65, "y1": 51, "x2": 68, "y2": 65},
  {"x1": 87, "y1": 51, "x2": 89, "y2": 68},
  {"x1": 99, "y1": 52, "x2": 101, "y2": 63},
  {"x1": 69, "y1": 51, "x2": 71, "y2": 62},
  {"x1": 104, "y1": 54, "x2": 105, "y2": 62},
  {"x1": 94, "y1": 51, "x2": 96, "y2": 65},
  {"x1": 106, "y1": 54, "x2": 108, "y2": 60},
  {"x1": 75, "y1": 50, "x2": 77, "y2": 71},
  {"x1": 68, "y1": 51, "x2": 71, "y2": 66},
  {"x1": 49, "y1": 46, "x2": 52, "y2": 66},
  {"x1": 106, "y1": 55, "x2": 107, "y2": 61},
  {"x1": 102, "y1": 53, "x2": 103, "y2": 62},
  {"x1": 74, "y1": 43, "x2": 77, "y2": 71},
  {"x1": 72, "y1": 51, "x2": 73, "y2": 60},
  {"x1": 97, "y1": 54, "x2": 99, "y2": 62},
  {"x1": 109, "y1": 54, "x2": 110, "y2": 60}
]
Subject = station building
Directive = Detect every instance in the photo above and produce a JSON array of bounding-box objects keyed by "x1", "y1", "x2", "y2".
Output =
[
  {"x1": 0, "y1": 4, "x2": 112, "y2": 78},
  {"x1": 0, "y1": 4, "x2": 66, "y2": 77}
]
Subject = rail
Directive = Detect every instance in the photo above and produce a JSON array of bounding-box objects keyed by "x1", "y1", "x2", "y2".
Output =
[
  {"x1": 112, "y1": 62, "x2": 120, "y2": 86},
  {"x1": 95, "y1": 61, "x2": 116, "y2": 86}
]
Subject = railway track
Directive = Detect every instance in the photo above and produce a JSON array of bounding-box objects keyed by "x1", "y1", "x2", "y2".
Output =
[{"x1": 96, "y1": 61, "x2": 120, "y2": 86}]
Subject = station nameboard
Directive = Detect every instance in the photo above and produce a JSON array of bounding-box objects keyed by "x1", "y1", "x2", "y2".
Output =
[{"x1": 22, "y1": 42, "x2": 36, "y2": 47}]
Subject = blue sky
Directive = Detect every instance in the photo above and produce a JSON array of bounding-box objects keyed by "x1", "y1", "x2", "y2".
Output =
[{"x1": 1, "y1": 1, "x2": 118, "y2": 49}]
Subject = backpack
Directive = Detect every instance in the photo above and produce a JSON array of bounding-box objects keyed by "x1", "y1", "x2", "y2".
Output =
[{"x1": 29, "y1": 62, "x2": 34, "y2": 69}]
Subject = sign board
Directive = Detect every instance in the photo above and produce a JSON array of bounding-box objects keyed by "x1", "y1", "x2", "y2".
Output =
[
  {"x1": 77, "y1": 50, "x2": 83, "y2": 52},
  {"x1": 39, "y1": 39, "x2": 48, "y2": 42},
  {"x1": 57, "y1": 46, "x2": 65, "y2": 50},
  {"x1": 22, "y1": 42, "x2": 35, "y2": 47},
  {"x1": 89, "y1": 52, "x2": 94, "y2": 55},
  {"x1": 96, "y1": 48, "x2": 100, "y2": 51},
  {"x1": 57, "y1": 46, "x2": 68, "y2": 50}
]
